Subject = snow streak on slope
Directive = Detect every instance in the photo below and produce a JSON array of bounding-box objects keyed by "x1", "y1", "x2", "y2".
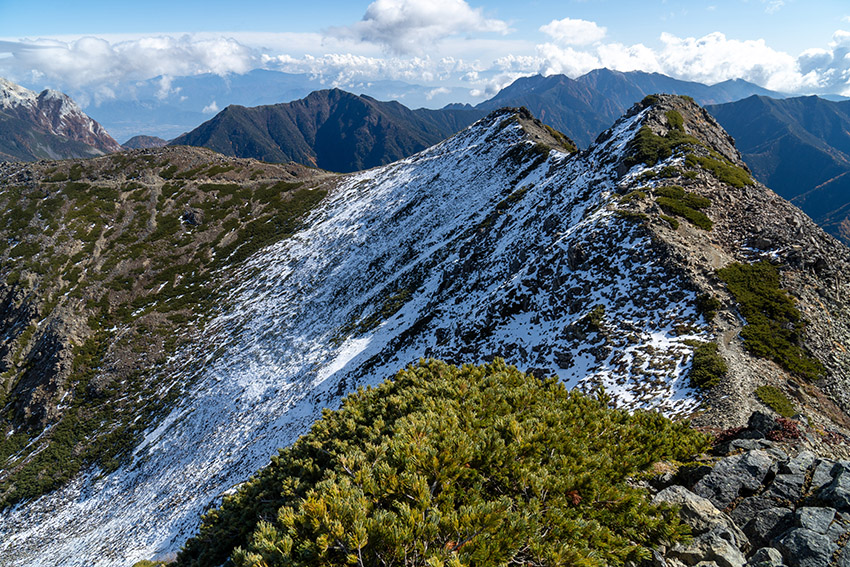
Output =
[{"x1": 0, "y1": 108, "x2": 710, "y2": 566}]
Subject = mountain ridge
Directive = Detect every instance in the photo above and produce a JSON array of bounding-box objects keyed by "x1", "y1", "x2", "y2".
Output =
[
  {"x1": 2, "y1": 97, "x2": 850, "y2": 566},
  {"x1": 169, "y1": 88, "x2": 483, "y2": 172},
  {"x1": 708, "y1": 94, "x2": 850, "y2": 244},
  {"x1": 0, "y1": 77, "x2": 121, "y2": 161}
]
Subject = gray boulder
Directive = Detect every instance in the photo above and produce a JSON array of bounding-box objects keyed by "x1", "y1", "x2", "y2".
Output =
[
  {"x1": 746, "y1": 547, "x2": 785, "y2": 567},
  {"x1": 743, "y1": 507, "x2": 794, "y2": 550},
  {"x1": 694, "y1": 450, "x2": 776, "y2": 510},
  {"x1": 776, "y1": 528, "x2": 838, "y2": 567},
  {"x1": 819, "y1": 467, "x2": 850, "y2": 510},
  {"x1": 654, "y1": 486, "x2": 748, "y2": 567},
  {"x1": 795, "y1": 507, "x2": 835, "y2": 535}
]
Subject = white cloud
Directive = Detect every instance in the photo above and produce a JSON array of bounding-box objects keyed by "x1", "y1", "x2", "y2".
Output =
[
  {"x1": 0, "y1": 35, "x2": 258, "y2": 94},
  {"x1": 533, "y1": 30, "x2": 849, "y2": 95},
  {"x1": 202, "y1": 100, "x2": 219, "y2": 114},
  {"x1": 655, "y1": 32, "x2": 804, "y2": 89},
  {"x1": 539, "y1": 18, "x2": 606, "y2": 46},
  {"x1": 426, "y1": 86, "x2": 450, "y2": 99},
  {"x1": 329, "y1": 0, "x2": 509, "y2": 55},
  {"x1": 763, "y1": 0, "x2": 785, "y2": 14}
]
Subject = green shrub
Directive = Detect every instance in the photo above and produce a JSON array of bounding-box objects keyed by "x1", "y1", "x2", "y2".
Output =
[
  {"x1": 685, "y1": 155, "x2": 753, "y2": 188},
  {"x1": 177, "y1": 359, "x2": 708, "y2": 567},
  {"x1": 159, "y1": 165, "x2": 178, "y2": 179},
  {"x1": 665, "y1": 110, "x2": 684, "y2": 132},
  {"x1": 625, "y1": 126, "x2": 703, "y2": 168},
  {"x1": 653, "y1": 186, "x2": 713, "y2": 230},
  {"x1": 659, "y1": 215, "x2": 679, "y2": 229},
  {"x1": 614, "y1": 209, "x2": 648, "y2": 223},
  {"x1": 655, "y1": 198, "x2": 712, "y2": 230},
  {"x1": 205, "y1": 164, "x2": 236, "y2": 176},
  {"x1": 619, "y1": 190, "x2": 647, "y2": 204},
  {"x1": 688, "y1": 342, "x2": 727, "y2": 389},
  {"x1": 695, "y1": 293, "x2": 721, "y2": 321},
  {"x1": 717, "y1": 262, "x2": 824, "y2": 380},
  {"x1": 755, "y1": 385, "x2": 796, "y2": 418}
]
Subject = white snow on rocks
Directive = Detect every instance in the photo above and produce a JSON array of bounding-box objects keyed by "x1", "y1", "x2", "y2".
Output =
[{"x1": 0, "y1": 107, "x2": 711, "y2": 566}]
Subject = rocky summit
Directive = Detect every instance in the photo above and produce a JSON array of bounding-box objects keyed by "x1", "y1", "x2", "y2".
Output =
[
  {"x1": 0, "y1": 77, "x2": 121, "y2": 161},
  {"x1": 1, "y1": 95, "x2": 850, "y2": 566}
]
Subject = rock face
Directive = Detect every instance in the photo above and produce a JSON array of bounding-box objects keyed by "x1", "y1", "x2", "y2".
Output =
[
  {"x1": 3, "y1": 96, "x2": 850, "y2": 565},
  {"x1": 0, "y1": 76, "x2": 120, "y2": 160},
  {"x1": 648, "y1": 415, "x2": 850, "y2": 567}
]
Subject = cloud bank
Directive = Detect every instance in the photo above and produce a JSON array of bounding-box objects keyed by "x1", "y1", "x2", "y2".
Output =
[{"x1": 0, "y1": 3, "x2": 849, "y2": 107}]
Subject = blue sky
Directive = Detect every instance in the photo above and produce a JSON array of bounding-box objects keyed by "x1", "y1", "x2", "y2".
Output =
[{"x1": 0, "y1": 0, "x2": 848, "y2": 104}]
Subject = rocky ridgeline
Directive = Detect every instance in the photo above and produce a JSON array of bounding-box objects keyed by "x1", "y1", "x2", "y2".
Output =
[{"x1": 650, "y1": 413, "x2": 850, "y2": 567}]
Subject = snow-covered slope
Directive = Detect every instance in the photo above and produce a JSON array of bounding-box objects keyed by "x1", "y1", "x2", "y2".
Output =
[{"x1": 0, "y1": 105, "x2": 729, "y2": 565}]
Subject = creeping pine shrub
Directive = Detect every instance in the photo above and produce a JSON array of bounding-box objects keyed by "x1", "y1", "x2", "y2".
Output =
[
  {"x1": 755, "y1": 385, "x2": 796, "y2": 418},
  {"x1": 717, "y1": 262, "x2": 824, "y2": 380},
  {"x1": 177, "y1": 359, "x2": 709, "y2": 567},
  {"x1": 688, "y1": 342, "x2": 727, "y2": 389},
  {"x1": 653, "y1": 185, "x2": 713, "y2": 230},
  {"x1": 685, "y1": 154, "x2": 753, "y2": 188}
]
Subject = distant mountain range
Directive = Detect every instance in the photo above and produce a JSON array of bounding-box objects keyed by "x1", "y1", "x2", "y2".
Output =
[
  {"x1": 121, "y1": 135, "x2": 168, "y2": 150},
  {"x1": 708, "y1": 95, "x2": 850, "y2": 243},
  {"x1": 476, "y1": 69, "x2": 783, "y2": 147},
  {"x1": 75, "y1": 69, "x2": 472, "y2": 142},
  {"x1": 4, "y1": 69, "x2": 850, "y2": 247},
  {"x1": 0, "y1": 77, "x2": 120, "y2": 161},
  {"x1": 169, "y1": 69, "x2": 783, "y2": 172}
]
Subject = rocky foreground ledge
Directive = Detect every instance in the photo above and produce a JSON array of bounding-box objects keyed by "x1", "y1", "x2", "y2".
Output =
[{"x1": 648, "y1": 413, "x2": 850, "y2": 567}]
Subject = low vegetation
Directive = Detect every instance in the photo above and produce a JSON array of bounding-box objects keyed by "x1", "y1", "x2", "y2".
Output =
[
  {"x1": 653, "y1": 185, "x2": 713, "y2": 231},
  {"x1": 177, "y1": 359, "x2": 709, "y2": 567},
  {"x1": 625, "y1": 110, "x2": 703, "y2": 168},
  {"x1": 0, "y1": 149, "x2": 330, "y2": 507},
  {"x1": 755, "y1": 385, "x2": 796, "y2": 418},
  {"x1": 688, "y1": 342, "x2": 728, "y2": 389},
  {"x1": 717, "y1": 262, "x2": 824, "y2": 380},
  {"x1": 685, "y1": 154, "x2": 753, "y2": 189}
]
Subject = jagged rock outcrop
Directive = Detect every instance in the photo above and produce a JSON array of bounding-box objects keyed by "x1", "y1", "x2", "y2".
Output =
[{"x1": 0, "y1": 77, "x2": 120, "y2": 160}]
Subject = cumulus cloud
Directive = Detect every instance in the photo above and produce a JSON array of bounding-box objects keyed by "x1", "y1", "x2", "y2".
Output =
[
  {"x1": 533, "y1": 30, "x2": 850, "y2": 95},
  {"x1": 329, "y1": 0, "x2": 509, "y2": 55},
  {"x1": 0, "y1": 35, "x2": 258, "y2": 94},
  {"x1": 426, "y1": 86, "x2": 450, "y2": 99},
  {"x1": 202, "y1": 100, "x2": 219, "y2": 114},
  {"x1": 539, "y1": 18, "x2": 606, "y2": 46}
]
